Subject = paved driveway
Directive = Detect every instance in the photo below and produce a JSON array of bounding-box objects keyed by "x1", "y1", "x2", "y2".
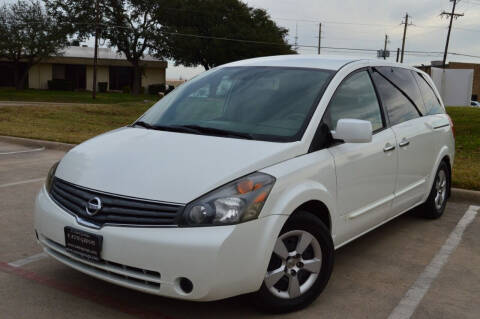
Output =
[{"x1": 1, "y1": 140, "x2": 479, "y2": 318}]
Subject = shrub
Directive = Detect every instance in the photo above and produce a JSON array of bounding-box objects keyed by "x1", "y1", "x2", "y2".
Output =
[
  {"x1": 98, "y1": 82, "x2": 107, "y2": 93},
  {"x1": 148, "y1": 83, "x2": 166, "y2": 95},
  {"x1": 165, "y1": 85, "x2": 175, "y2": 95},
  {"x1": 47, "y1": 79, "x2": 73, "y2": 91}
]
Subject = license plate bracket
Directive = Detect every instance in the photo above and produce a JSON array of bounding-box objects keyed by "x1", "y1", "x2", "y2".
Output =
[{"x1": 64, "y1": 227, "x2": 103, "y2": 261}]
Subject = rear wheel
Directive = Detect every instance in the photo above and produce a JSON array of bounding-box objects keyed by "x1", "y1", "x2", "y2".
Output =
[
  {"x1": 422, "y1": 161, "x2": 450, "y2": 219},
  {"x1": 253, "y1": 211, "x2": 334, "y2": 313}
]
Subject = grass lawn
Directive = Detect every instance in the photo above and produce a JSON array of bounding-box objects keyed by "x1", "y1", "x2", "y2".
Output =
[
  {"x1": 0, "y1": 102, "x2": 153, "y2": 144},
  {"x1": 446, "y1": 107, "x2": 480, "y2": 191},
  {"x1": 0, "y1": 87, "x2": 159, "y2": 104},
  {"x1": 0, "y1": 103, "x2": 478, "y2": 190}
]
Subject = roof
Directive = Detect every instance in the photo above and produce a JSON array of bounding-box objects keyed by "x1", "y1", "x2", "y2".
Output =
[
  {"x1": 222, "y1": 55, "x2": 421, "y2": 72},
  {"x1": 39, "y1": 46, "x2": 167, "y2": 68},
  {"x1": 61, "y1": 46, "x2": 161, "y2": 62},
  {"x1": 223, "y1": 55, "x2": 360, "y2": 70}
]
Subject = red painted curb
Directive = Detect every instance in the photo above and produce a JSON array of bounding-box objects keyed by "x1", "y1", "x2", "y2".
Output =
[{"x1": 0, "y1": 261, "x2": 174, "y2": 319}]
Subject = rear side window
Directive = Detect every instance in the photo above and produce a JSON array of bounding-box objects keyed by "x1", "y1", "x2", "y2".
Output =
[
  {"x1": 376, "y1": 67, "x2": 425, "y2": 114},
  {"x1": 324, "y1": 71, "x2": 384, "y2": 132},
  {"x1": 412, "y1": 72, "x2": 444, "y2": 115},
  {"x1": 371, "y1": 70, "x2": 420, "y2": 126}
]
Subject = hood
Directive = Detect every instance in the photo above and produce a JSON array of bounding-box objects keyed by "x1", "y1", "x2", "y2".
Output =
[{"x1": 56, "y1": 127, "x2": 303, "y2": 203}]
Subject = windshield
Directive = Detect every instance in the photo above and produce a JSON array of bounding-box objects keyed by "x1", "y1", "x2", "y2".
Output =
[{"x1": 137, "y1": 66, "x2": 334, "y2": 142}]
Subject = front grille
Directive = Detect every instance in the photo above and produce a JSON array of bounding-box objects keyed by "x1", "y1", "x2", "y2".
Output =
[
  {"x1": 50, "y1": 178, "x2": 183, "y2": 227},
  {"x1": 41, "y1": 236, "x2": 161, "y2": 291}
]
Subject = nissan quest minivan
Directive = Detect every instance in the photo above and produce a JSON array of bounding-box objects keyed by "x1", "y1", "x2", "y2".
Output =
[{"x1": 34, "y1": 55, "x2": 455, "y2": 313}]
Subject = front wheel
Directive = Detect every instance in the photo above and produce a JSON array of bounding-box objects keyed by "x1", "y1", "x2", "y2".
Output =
[{"x1": 253, "y1": 211, "x2": 334, "y2": 313}]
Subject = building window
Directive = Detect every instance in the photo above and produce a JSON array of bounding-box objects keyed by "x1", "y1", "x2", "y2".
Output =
[
  {"x1": 52, "y1": 64, "x2": 66, "y2": 80},
  {"x1": 109, "y1": 66, "x2": 134, "y2": 91}
]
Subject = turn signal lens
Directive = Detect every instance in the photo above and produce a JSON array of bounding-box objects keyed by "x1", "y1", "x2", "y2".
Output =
[
  {"x1": 253, "y1": 183, "x2": 263, "y2": 190},
  {"x1": 447, "y1": 114, "x2": 455, "y2": 139},
  {"x1": 254, "y1": 192, "x2": 267, "y2": 203},
  {"x1": 237, "y1": 180, "x2": 254, "y2": 194},
  {"x1": 182, "y1": 172, "x2": 275, "y2": 226}
]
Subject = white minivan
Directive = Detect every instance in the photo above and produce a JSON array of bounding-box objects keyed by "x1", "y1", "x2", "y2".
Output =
[{"x1": 34, "y1": 56, "x2": 455, "y2": 313}]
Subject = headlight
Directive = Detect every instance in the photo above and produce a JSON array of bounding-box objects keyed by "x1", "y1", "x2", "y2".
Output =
[
  {"x1": 182, "y1": 172, "x2": 276, "y2": 226},
  {"x1": 45, "y1": 161, "x2": 59, "y2": 193}
]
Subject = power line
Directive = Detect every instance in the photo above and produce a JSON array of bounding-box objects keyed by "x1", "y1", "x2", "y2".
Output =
[
  {"x1": 84, "y1": 23, "x2": 480, "y2": 60},
  {"x1": 11, "y1": 15, "x2": 480, "y2": 62},
  {"x1": 272, "y1": 17, "x2": 397, "y2": 28}
]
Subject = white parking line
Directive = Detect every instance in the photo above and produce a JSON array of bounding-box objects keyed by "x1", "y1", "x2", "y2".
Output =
[
  {"x1": 8, "y1": 252, "x2": 48, "y2": 268},
  {"x1": 0, "y1": 178, "x2": 45, "y2": 188},
  {"x1": 388, "y1": 205, "x2": 480, "y2": 319},
  {"x1": 0, "y1": 147, "x2": 45, "y2": 155}
]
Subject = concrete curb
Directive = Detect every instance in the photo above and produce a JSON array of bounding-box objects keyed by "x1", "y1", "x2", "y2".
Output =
[
  {"x1": 0, "y1": 135, "x2": 75, "y2": 151},
  {"x1": 451, "y1": 188, "x2": 480, "y2": 205}
]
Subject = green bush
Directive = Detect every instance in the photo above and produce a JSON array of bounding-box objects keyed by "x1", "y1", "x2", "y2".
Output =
[
  {"x1": 148, "y1": 83, "x2": 166, "y2": 95},
  {"x1": 47, "y1": 79, "x2": 73, "y2": 91},
  {"x1": 98, "y1": 82, "x2": 107, "y2": 93}
]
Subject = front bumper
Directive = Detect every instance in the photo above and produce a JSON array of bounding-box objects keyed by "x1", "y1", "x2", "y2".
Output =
[{"x1": 34, "y1": 186, "x2": 287, "y2": 301}]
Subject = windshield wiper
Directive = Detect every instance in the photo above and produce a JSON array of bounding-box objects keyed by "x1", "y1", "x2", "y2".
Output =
[
  {"x1": 132, "y1": 121, "x2": 254, "y2": 139},
  {"x1": 132, "y1": 121, "x2": 199, "y2": 134},
  {"x1": 176, "y1": 125, "x2": 255, "y2": 140},
  {"x1": 132, "y1": 121, "x2": 155, "y2": 129}
]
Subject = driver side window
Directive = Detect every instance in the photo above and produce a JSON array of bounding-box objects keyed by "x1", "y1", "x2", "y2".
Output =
[{"x1": 324, "y1": 71, "x2": 384, "y2": 132}]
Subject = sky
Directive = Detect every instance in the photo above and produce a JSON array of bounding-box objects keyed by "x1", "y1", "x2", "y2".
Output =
[
  {"x1": 167, "y1": 0, "x2": 480, "y2": 80},
  {"x1": 4, "y1": 0, "x2": 480, "y2": 80}
]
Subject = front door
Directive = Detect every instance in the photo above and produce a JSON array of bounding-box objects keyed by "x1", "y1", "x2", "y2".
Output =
[{"x1": 323, "y1": 70, "x2": 398, "y2": 244}]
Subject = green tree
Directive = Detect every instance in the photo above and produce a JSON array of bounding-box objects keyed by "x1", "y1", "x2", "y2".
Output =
[
  {"x1": 46, "y1": 0, "x2": 165, "y2": 95},
  {"x1": 155, "y1": 0, "x2": 294, "y2": 70},
  {"x1": 0, "y1": 1, "x2": 68, "y2": 89}
]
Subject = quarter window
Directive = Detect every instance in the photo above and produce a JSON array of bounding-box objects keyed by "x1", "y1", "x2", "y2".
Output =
[
  {"x1": 412, "y1": 72, "x2": 444, "y2": 115},
  {"x1": 377, "y1": 67, "x2": 425, "y2": 114},
  {"x1": 371, "y1": 71, "x2": 420, "y2": 126},
  {"x1": 324, "y1": 71, "x2": 384, "y2": 132}
]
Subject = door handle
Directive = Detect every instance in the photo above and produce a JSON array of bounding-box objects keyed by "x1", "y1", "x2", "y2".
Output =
[
  {"x1": 383, "y1": 143, "x2": 395, "y2": 152},
  {"x1": 399, "y1": 139, "x2": 410, "y2": 147}
]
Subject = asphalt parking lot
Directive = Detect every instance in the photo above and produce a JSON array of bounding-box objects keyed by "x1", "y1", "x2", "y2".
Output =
[{"x1": 1, "y1": 140, "x2": 479, "y2": 319}]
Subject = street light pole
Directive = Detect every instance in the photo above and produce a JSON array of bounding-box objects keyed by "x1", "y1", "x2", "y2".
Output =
[{"x1": 92, "y1": 0, "x2": 100, "y2": 99}]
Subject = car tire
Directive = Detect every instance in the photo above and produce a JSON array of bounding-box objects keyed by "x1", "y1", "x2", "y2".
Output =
[
  {"x1": 422, "y1": 161, "x2": 450, "y2": 219},
  {"x1": 252, "y1": 211, "x2": 334, "y2": 313}
]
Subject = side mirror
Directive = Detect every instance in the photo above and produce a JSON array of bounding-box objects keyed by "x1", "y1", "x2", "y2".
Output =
[{"x1": 331, "y1": 119, "x2": 372, "y2": 143}]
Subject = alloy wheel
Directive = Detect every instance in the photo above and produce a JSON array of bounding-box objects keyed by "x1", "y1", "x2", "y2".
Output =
[
  {"x1": 434, "y1": 169, "x2": 447, "y2": 210},
  {"x1": 264, "y1": 230, "x2": 322, "y2": 299}
]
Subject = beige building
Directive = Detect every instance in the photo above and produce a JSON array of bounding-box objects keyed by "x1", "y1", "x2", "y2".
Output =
[{"x1": 1, "y1": 46, "x2": 167, "y2": 91}]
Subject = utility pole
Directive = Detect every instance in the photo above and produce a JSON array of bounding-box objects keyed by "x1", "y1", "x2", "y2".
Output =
[
  {"x1": 441, "y1": 0, "x2": 464, "y2": 68},
  {"x1": 383, "y1": 34, "x2": 389, "y2": 60},
  {"x1": 396, "y1": 48, "x2": 400, "y2": 62},
  {"x1": 92, "y1": 0, "x2": 100, "y2": 99},
  {"x1": 400, "y1": 13, "x2": 412, "y2": 63},
  {"x1": 294, "y1": 23, "x2": 299, "y2": 51},
  {"x1": 317, "y1": 23, "x2": 322, "y2": 54}
]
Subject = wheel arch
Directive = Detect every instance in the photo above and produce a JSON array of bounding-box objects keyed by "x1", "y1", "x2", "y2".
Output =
[
  {"x1": 427, "y1": 146, "x2": 453, "y2": 197},
  {"x1": 291, "y1": 200, "x2": 332, "y2": 232}
]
